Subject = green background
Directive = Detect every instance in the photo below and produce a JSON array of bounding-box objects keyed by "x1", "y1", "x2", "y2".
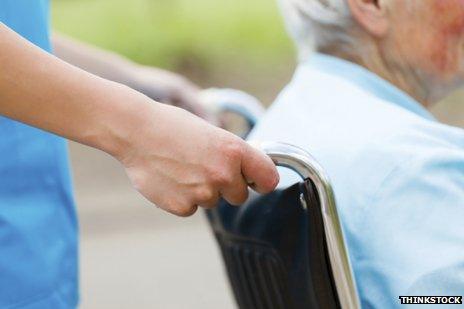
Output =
[
  {"x1": 52, "y1": 0, "x2": 296, "y2": 102},
  {"x1": 51, "y1": 0, "x2": 464, "y2": 124}
]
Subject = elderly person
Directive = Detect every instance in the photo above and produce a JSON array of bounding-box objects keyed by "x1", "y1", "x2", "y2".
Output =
[{"x1": 249, "y1": 0, "x2": 464, "y2": 307}]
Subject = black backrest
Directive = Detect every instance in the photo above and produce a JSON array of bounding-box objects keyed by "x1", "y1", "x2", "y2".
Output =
[{"x1": 206, "y1": 179, "x2": 341, "y2": 309}]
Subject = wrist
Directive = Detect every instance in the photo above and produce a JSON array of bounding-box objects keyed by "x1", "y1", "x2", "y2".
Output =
[{"x1": 91, "y1": 82, "x2": 158, "y2": 162}]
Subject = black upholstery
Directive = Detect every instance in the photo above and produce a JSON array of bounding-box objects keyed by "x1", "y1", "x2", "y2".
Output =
[{"x1": 206, "y1": 180, "x2": 341, "y2": 309}]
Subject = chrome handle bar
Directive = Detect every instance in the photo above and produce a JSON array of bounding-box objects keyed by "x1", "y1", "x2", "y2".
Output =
[{"x1": 254, "y1": 141, "x2": 361, "y2": 309}]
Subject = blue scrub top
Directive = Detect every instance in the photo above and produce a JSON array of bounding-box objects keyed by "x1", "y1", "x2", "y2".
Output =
[
  {"x1": 250, "y1": 53, "x2": 464, "y2": 308},
  {"x1": 0, "y1": 1, "x2": 78, "y2": 308}
]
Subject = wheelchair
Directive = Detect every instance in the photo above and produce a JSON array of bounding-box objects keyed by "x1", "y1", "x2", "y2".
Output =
[{"x1": 201, "y1": 89, "x2": 361, "y2": 309}]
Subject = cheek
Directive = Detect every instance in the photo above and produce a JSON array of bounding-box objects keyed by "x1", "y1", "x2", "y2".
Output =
[
  {"x1": 426, "y1": 0, "x2": 464, "y2": 74},
  {"x1": 433, "y1": 0, "x2": 464, "y2": 34}
]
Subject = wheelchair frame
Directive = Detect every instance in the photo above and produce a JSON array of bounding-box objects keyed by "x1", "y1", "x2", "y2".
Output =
[
  {"x1": 255, "y1": 142, "x2": 360, "y2": 309},
  {"x1": 201, "y1": 89, "x2": 360, "y2": 308}
]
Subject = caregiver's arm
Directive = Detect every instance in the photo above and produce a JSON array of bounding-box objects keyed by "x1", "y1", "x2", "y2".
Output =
[
  {"x1": 0, "y1": 23, "x2": 278, "y2": 216},
  {"x1": 52, "y1": 33, "x2": 208, "y2": 119}
]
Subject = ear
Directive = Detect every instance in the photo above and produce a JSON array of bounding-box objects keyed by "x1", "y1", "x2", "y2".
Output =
[{"x1": 346, "y1": 0, "x2": 389, "y2": 37}]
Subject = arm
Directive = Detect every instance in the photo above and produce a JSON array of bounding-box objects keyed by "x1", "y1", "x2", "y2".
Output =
[
  {"x1": 0, "y1": 23, "x2": 278, "y2": 216},
  {"x1": 52, "y1": 32, "x2": 209, "y2": 119}
]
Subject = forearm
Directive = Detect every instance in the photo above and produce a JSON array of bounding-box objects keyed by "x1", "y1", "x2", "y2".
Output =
[{"x1": 0, "y1": 24, "x2": 151, "y2": 158}]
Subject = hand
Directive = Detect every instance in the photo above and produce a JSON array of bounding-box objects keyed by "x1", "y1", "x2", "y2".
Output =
[
  {"x1": 118, "y1": 103, "x2": 279, "y2": 217},
  {"x1": 132, "y1": 66, "x2": 215, "y2": 123}
]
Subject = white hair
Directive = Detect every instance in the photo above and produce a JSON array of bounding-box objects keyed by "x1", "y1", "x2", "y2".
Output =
[{"x1": 278, "y1": 0, "x2": 354, "y2": 60}]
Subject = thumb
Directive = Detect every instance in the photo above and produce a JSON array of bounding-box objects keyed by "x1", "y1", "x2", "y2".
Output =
[{"x1": 241, "y1": 143, "x2": 279, "y2": 194}]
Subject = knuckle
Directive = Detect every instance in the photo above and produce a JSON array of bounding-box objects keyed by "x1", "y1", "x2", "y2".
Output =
[
  {"x1": 195, "y1": 187, "x2": 216, "y2": 203},
  {"x1": 170, "y1": 203, "x2": 198, "y2": 217},
  {"x1": 216, "y1": 171, "x2": 234, "y2": 187},
  {"x1": 208, "y1": 138, "x2": 245, "y2": 186},
  {"x1": 207, "y1": 165, "x2": 234, "y2": 187},
  {"x1": 222, "y1": 138, "x2": 244, "y2": 160},
  {"x1": 160, "y1": 199, "x2": 177, "y2": 212}
]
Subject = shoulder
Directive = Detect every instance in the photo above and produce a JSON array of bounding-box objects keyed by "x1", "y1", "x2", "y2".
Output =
[
  {"x1": 250, "y1": 64, "x2": 464, "y2": 197},
  {"x1": 347, "y1": 117, "x2": 464, "y2": 209}
]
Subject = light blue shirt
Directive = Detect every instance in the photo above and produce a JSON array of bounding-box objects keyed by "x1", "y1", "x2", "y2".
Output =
[
  {"x1": 0, "y1": 1, "x2": 78, "y2": 308},
  {"x1": 249, "y1": 53, "x2": 464, "y2": 308}
]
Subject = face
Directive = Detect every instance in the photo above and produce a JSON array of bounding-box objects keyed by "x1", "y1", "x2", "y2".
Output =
[{"x1": 384, "y1": 0, "x2": 464, "y2": 98}]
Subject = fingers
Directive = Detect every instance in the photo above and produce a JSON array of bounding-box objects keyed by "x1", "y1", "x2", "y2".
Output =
[
  {"x1": 197, "y1": 187, "x2": 220, "y2": 209},
  {"x1": 165, "y1": 188, "x2": 220, "y2": 215},
  {"x1": 220, "y1": 172, "x2": 249, "y2": 206},
  {"x1": 200, "y1": 139, "x2": 277, "y2": 207},
  {"x1": 166, "y1": 204, "x2": 199, "y2": 217},
  {"x1": 241, "y1": 143, "x2": 279, "y2": 194}
]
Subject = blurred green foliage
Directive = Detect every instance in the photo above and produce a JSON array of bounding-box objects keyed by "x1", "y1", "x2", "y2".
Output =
[
  {"x1": 51, "y1": 0, "x2": 294, "y2": 74},
  {"x1": 52, "y1": 0, "x2": 464, "y2": 123}
]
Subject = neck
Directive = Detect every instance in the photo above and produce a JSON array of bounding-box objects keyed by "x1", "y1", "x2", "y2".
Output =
[{"x1": 319, "y1": 39, "x2": 435, "y2": 107}]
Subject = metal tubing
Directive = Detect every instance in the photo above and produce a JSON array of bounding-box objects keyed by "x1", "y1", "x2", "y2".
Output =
[{"x1": 254, "y1": 141, "x2": 361, "y2": 309}]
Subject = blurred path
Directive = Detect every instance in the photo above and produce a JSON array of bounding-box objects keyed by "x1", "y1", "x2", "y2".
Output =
[{"x1": 69, "y1": 142, "x2": 235, "y2": 309}]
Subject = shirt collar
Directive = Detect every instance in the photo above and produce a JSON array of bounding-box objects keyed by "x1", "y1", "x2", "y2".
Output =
[{"x1": 303, "y1": 53, "x2": 436, "y2": 121}]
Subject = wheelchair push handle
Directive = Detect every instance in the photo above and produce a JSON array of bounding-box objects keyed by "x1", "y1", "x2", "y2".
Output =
[
  {"x1": 199, "y1": 88, "x2": 265, "y2": 136},
  {"x1": 251, "y1": 141, "x2": 361, "y2": 309}
]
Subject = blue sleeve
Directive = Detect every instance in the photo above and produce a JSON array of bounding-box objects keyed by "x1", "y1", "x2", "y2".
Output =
[{"x1": 354, "y1": 149, "x2": 464, "y2": 308}]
